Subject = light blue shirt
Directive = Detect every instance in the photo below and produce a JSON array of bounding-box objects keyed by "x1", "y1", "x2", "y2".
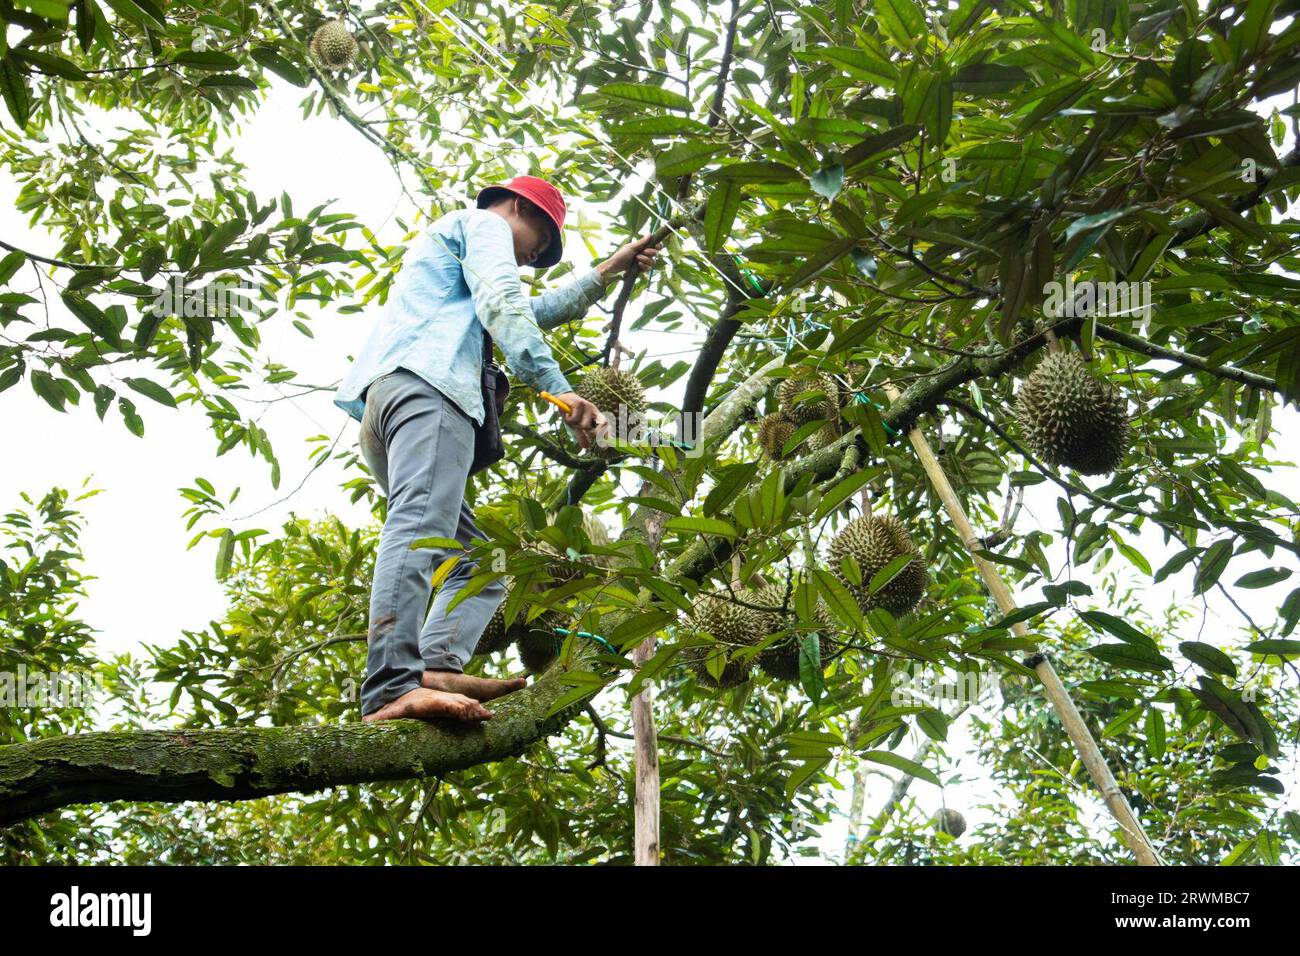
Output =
[{"x1": 333, "y1": 207, "x2": 609, "y2": 426}]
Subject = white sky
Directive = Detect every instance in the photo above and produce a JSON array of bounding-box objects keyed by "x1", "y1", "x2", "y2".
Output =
[{"x1": 3, "y1": 50, "x2": 1298, "y2": 865}]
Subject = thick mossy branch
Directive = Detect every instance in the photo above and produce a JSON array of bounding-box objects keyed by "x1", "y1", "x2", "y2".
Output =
[{"x1": 0, "y1": 646, "x2": 604, "y2": 826}]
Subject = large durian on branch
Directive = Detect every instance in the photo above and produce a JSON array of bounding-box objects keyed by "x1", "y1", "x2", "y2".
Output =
[
  {"x1": 310, "y1": 19, "x2": 358, "y2": 70},
  {"x1": 684, "y1": 593, "x2": 763, "y2": 688},
  {"x1": 748, "y1": 582, "x2": 837, "y2": 681},
  {"x1": 778, "y1": 371, "x2": 839, "y2": 426},
  {"x1": 758, "y1": 413, "x2": 803, "y2": 460},
  {"x1": 829, "y1": 513, "x2": 929, "y2": 617},
  {"x1": 1013, "y1": 351, "x2": 1130, "y2": 475},
  {"x1": 575, "y1": 365, "x2": 647, "y2": 459}
]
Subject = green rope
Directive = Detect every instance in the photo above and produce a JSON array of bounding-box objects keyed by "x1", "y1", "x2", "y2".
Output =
[
  {"x1": 852, "y1": 392, "x2": 900, "y2": 437},
  {"x1": 554, "y1": 626, "x2": 618, "y2": 654},
  {"x1": 731, "y1": 253, "x2": 767, "y2": 297}
]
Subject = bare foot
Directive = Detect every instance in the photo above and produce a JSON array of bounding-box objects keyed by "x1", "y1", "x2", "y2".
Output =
[
  {"x1": 362, "y1": 687, "x2": 492, "y2": 723},
  {"x1": 422, "y1": 669, "x2": 528, "y2": 702}
]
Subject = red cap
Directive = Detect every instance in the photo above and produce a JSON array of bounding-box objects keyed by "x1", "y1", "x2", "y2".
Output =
[{"x1": 474, "y1": 175, "x2": 566, "y2": 268}]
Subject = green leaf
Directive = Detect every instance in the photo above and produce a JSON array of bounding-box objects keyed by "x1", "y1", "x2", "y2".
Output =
[
  {"x1": 409, "y1": 536, "x2": 464, "y2": 551},
  {"x1": 598, "y1": 82, "x2": 693, "y2": 112},
  {"x1": 1179, "y1": 641, "x2": 1238, "y2": 678},
  {"x1": 1194, "y1": 539, "x2": 1235, "y2": 595},
  {"x1": 251, "y1": 46, "x2": 310, "y2": 87},
  {"x1": 868, "y1": 553, "x2": 913, "y2": 595},
  {"x1": 0, "y1": 250, "x2": 24, "y2": 284},
  {"x1": 664, "y1": 516, "x2": 737, "y2": 538},
  {"x1": 104, "y1": 0, "x2": 166, "y2": 30},
  {"x1": 810, "y1": 164, "x2": 844, "y2": 201},
  {"x1": 655, "y1": 140, "x2": 724, "y2": 177},
  {"x1": 1244, "y1": 639, "x2": 1300, "y2": 658},
  {"x1": 1234, "y1": 568, "x2": 1291, "y2": 589},
  {"x1": 874, "y1": 0, "x2": 927, "y2": 49},
  {"x1": 861, "y1": 750, "x2": 941, "y2": 786},
  {"x1": 117, "y1": 396, "x2": 143, "y2": 436},
  {"x1": 62, "y1": 293, "x2": 124, "y2": 348},
  {"x1": 1145, "y1": 707, "x2": 1166, "y2": 760},
  {"x1": 123, "y1": 376, "x2": 176, "y2": 407},
  {"x1": 1078, "y1": 610, "x2": 1156, "y2": 649},
  {"x1": 798, "y1": 632, "x2": 824, "y2": 704},
  {"x1": 214, "y1": 528, "x2": 235, "y2": 580},
  {"x1": 0, "y1": 57, "x2": 31, "y2": 129},
  {"x1": 703, "y1": 178, "x2": 742, "y2": 254},
  {"x1": 1086, "y1": 643, "x2": 1174, "y2": 673}
]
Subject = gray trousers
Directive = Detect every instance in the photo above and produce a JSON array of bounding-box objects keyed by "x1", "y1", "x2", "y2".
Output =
[{"x1": 357, "y1": 368, "x2": 506, "y2": 716}]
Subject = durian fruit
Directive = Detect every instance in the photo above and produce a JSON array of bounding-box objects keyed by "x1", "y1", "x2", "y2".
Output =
[
  {"x1": 758, "y1": 413, "x2": 802, "y2": 460},
  {"x1": 932, "y1": 807, "x2": 967, "y2": 838},
  {"x1": 515, "y1": 609, "x2": 566, "y2": 674},
  {"x1": 807, "y1": 421, "x2": 841, "y2": 453},
  {"x1": 576, "y1": 366, "x2": 647, "y2": 459},
  {"x1": 829, "y1": 514, "x2": 929, "y2": 617},
  {"x1": 310, "y1": 19, "x2": 358, "y2": 70},
  {"x1": 778, "y1": 371, "x2": 839, "y2": 426},
  {"x1": 474, "y1": 605, "x2": 512, "y2": 656},
  {"x1": 750, "y1": 585, "x2": 838, "y2": 681},
  {"x1": 541, "y1": 514, "x2": 617, "y2": 582},
  {"x1": 684, "y1": 593, "x2": 762, "y2": 688},
  {"x1": 1014, "y1": 351, "x2": 1130, "y2": 475}
]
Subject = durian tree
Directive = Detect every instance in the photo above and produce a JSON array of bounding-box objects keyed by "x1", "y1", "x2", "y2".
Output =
[{"x1": 3, "y1": 0, "x2": 1300, "y2": 864}]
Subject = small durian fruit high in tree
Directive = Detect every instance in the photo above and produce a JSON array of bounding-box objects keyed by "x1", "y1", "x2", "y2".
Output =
[
  {"x1": 829, "y1": 513, "x2": 929, "y2": 617},
  {"x1": 1014, "y1": 350, "x2": 1130, "y2": 475},
  {"x1": 310, "y1": 18, "x2": 358, "y2": 70}
]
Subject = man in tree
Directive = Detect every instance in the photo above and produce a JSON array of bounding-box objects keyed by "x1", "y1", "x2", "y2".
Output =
[{"x1": 333, "y1": 175, "x2": 662, "y2": 723}]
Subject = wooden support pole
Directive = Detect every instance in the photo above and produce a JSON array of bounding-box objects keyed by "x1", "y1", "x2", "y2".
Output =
[
  {"x1": 882, "y1": 384, "x2": 1162, "y2": 866},
  {"x1": 631, "y1": 635, "x2": 659, "y2": 865},
  {"x1": 632, "y1": 505, "x2": 670, "y2": 866}
]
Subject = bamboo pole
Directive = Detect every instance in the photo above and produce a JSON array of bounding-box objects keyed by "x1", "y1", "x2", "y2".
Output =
[{"x1": 882, "y1": 383, "x2": 1162, "y2": 866}]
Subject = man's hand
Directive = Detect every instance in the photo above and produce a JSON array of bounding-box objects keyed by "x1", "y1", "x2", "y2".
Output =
[
  {"x1": 597, "y1": 235, "x2": 663, "y2": 285},
  {"x1": 552, "y1": 392, "x2": 608, "y2": 450}
]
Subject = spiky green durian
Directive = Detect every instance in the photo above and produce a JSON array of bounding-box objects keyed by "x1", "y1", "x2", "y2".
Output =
[
  {"x1": 576, "y1": 366, "x2": 647, "y2": 459},
  {"x1": 514, "y1": 610, "x2": 565, "y2": 674},
  {"x1": 829, "y1": 514, "x2": 929, "y2": 617},
  {"x1": 778, "y1": 371, "x2": 839, "y2": 426},
  {"x1": 807, "y1": 421, "x2": 841, "y2": 453},
  {"x1": 310, "y1": 20, "x2": 358, "y2": 70},
  {"x1": 1014, "y1": 351, "x2": 1130, "y2": 475},
  {"x1": 577, "y1": 365, "x2": 646, "y2": 417},
  {"x1": 685, "y1": 593, "x2": 763, "y2": 688},
  {"x1": 758, "y1": 413, "x2": 801, "y2": 460},
  {"x1": 474, "y1": 605, "x2": 512, "y2": 656},
  {"x1": 748, "y1": 584, "x2": 838, "y2": 680}
]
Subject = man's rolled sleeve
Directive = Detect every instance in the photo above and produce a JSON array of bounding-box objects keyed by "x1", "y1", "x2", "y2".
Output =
[
  {"x1": 461, "y1": 210, "x2": 574, "y2": 396},
  {"x1": 533, "y1": 269, "x2": 610, "y2": 330}
]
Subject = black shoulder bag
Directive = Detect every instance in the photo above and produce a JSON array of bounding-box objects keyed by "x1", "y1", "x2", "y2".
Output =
[{"x1": 470, "y1": 328, "x2": 511, "y2": 475}]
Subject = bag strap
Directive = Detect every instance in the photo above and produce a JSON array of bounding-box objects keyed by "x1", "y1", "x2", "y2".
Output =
[{"x1": 481, "y1": 327, "x2": 494, "y2": 365}]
